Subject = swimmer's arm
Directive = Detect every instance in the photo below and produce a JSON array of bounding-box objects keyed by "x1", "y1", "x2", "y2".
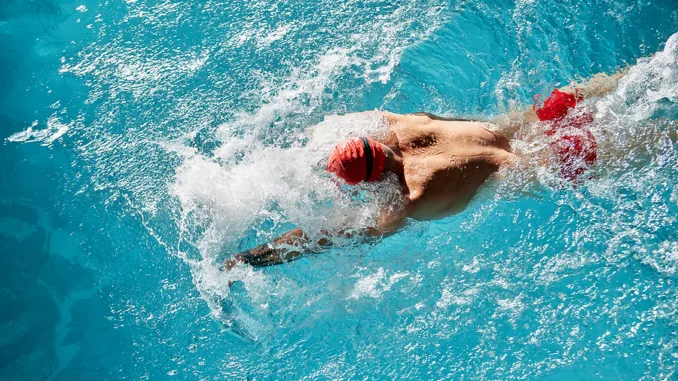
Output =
[
  {"x1": 225, "y1": 206, "x2": 411, "y2": 268},
  {"x1": 225, "y1": 228, "x2": 328, "y2": 268},
  {"x1": 225, "y1": 226, "x2": 396, "y2": 268}
]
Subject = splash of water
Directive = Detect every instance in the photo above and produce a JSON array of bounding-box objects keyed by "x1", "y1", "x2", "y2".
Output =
[{"x1": 160, "y1": 1, "x2": 449, "y2": 331}]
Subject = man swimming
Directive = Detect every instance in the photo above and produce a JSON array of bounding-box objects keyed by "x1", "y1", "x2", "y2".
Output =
[{"x1": 225, "y1": 71, "x2": 626, "y2": 268}]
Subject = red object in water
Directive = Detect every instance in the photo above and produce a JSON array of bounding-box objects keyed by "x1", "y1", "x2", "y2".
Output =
[
  {"x1": 535, "y1": 89, "x2": 581, "y2": 121},
  {"x1": 534, "y1": 89, "x2": 598, "y2": 183},
  {"x1": 327, "y1": 137, "x2": 387, "y2": 185}
]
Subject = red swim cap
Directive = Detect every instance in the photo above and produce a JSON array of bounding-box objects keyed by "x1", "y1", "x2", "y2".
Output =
[{"x1": 327, "y1": 137, "x2": 387, "y2": 185}]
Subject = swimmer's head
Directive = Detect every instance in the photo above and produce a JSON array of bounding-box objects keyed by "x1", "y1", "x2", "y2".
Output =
[{"x1": 327, "y1": 137, "x2": 387, "y2": 185}]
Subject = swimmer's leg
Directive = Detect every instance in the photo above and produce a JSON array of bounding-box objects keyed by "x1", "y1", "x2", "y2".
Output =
[
  {"x1": 491, "y1": 68, "x2": 629, "y2": 139},
  {"x1": 560, "y1": 67, "x2": 678, "y2": 168},
  {"x1": 596, "y1": 119, "x2": 677, "y2": 169},
  {"x1": 558, "y1": 68, "x2": 629, "y2": 98}
]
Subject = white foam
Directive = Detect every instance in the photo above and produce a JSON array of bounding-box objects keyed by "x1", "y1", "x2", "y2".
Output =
[
  {"x1": 7, "y1": 117, "x2": 70, "y2": 145},
  {"x1": 166, "y1": 3, "x2": 450, "y2": 330},
  {"x1": 349, "y1": 267, "x2": 410, "y2": 299},
  {"x1": 171, "y1": 111, "x2": 401, "y2": 251},
  {"x1": 597, "y1": 33, "x2": 678, "y2": 122}
]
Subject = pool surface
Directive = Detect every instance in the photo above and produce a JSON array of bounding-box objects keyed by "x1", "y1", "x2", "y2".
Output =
[{"x1": 1, "y1": 0, "x2": 677, "y2": 379}]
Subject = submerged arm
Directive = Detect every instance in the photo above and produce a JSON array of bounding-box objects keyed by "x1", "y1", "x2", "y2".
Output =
[
  {"x1": 225, "y1": 227, "x2": 383, "y2": 268},
  {"x1": 225, "y1": 228, "x2": 326, "y2": 268},
  {"x1": 225, "y1": 205, "x2": 411, "y2": 268}
]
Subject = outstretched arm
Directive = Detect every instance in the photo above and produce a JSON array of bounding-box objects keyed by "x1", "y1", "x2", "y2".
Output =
[
  {"x1": 224, "y1": 204, "x2": 412, "y2": 268},
  {"x1": 224, "y1": 228, "x2": 329, "y2": 268},
  {"x1": 224, "y1": 227, "x2": 385, "y2": 268}
]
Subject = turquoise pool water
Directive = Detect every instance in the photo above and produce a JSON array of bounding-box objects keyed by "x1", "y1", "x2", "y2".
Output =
[{"x1": 1, "y1": 0, "x2": 677, "y2": 379}]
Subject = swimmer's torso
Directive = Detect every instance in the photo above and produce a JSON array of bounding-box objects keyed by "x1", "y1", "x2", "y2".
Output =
[{"x1": 383, "y1": 112, "x2": 515, "y2": 221}]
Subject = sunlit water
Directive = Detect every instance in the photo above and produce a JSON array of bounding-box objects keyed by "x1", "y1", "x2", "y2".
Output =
[{"x1": 1, "y1": 0, "x2": 677, "y2": 379}]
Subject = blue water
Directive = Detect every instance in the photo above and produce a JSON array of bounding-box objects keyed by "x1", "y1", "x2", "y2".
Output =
[{"x1": 2, "y1": 0, "x2": 678, "y2": 379}]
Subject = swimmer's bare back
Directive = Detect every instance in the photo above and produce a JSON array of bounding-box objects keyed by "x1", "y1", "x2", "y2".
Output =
[
  {"x1": 226, "y1": 68, "x2": 630, "y2": 269},
  {"x1": 227, "y1": 114, "x2": 515, "y2": 268},
  {"x1": 384, "y1": 112, "x2": 515, "y2": 219}
]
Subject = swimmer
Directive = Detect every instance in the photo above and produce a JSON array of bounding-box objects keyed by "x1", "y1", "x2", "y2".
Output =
[{"x1": 225, "y1": 70, "x2": 627, "y2": 268}]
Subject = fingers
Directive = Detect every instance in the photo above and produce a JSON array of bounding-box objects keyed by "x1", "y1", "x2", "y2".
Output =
[{"x1": 223, "y1": 253, "x2": 245, "y2": 270}]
